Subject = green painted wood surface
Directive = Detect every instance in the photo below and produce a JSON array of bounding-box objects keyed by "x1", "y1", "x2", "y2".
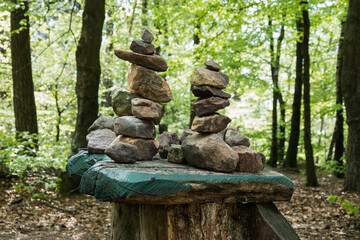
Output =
[
  {"x1": 66, "y1": 150, "x2": 111, "y2": 179},
  {"x1": 77, "y1": 157, "x2": 294, "y2": 204}
]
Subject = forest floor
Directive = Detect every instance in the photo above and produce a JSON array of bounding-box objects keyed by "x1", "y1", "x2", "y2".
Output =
[{"x1": 0, "y1": 166, "x2": 359, "y2": 240}]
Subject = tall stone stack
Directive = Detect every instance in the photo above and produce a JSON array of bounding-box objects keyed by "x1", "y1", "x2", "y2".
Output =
[
  {"x1": 86, "y1": 29, "x2": 172, "y2": 163},
  {"x1": 181, "y1": 61, "x2": 265, "y2": 173}
]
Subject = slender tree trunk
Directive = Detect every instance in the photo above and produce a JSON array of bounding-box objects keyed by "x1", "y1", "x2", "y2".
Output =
[
  {"x1": 327, "y1": 130, "x2": 335, "y2": 162},
  {"x1": 267, "y1": 15, "x2": 285, "y2": 167},
  {"x1": 302, "y1": 2, "x2": 318, "y2": 187},
  {"x1": 333, "y1": 21, "x2": 345, "y2": 178},
  {"x1": 278, "y1": 95, "x2": 286, "y2": 163},
  {"x1": 10, "y1": 0, "x2": 38, "y2": 140},
  {"x1": 189, "y1": 21, "x2": 200, "y2": 128},
  {"x1": 70, "y1": 0, "x2": 105, "y2": 156},
  {"x1": 341, "y1": 0, "x2": 360, "y2": 193},
  {"x1": 283, "y1": 15, "x2": 303, "y2": 169},
  {"x1": 142, "y1": 0, "x2": 148, "y2": 27}
]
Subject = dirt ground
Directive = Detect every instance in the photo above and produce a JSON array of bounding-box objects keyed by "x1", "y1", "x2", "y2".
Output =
[{"x1": 0, "y1": 168, "x2": 359, "y2": 240}]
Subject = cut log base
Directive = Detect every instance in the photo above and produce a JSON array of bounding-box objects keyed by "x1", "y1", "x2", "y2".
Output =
[{"x1": 111, "y1": 202, "x2": 300, "y2": 240}]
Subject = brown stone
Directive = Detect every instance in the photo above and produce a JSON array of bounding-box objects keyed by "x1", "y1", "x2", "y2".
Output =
[
  {"x1": 225, "y1": 130, "x2": 250, "y2": 147},
  {"x1": 191, "y1": 114, "x2": 231, "y2": 133},
  {"x1": 114, "y1": 116, "x2": 156, "y2": 139},
  {"x1": 130, "y1": 40, "x2": 155, "y2": 55},
  {"x1": 131, "y1": 98, "x2": 164, "y2": 125},
  {"x1": 192, "y1": 86, "x2": 231, "y2": 99},
  {"x1": 190, "y1": 67, "x2": 228, "y2": 89},
  {"x1": 232, "y1": 146, "x2": 264, "y2": 173},
  {"x1": 204, "y1": 60, "x2": 221, "y2": 71},
  {"x1": 105, "y1": 140, "x2": 138, "y2": 163},
  {"x1": 128, "y1": 64, "x2": 172, "y2": 103},
  {"x1": 193, "y1": 97, "x2": 230, "y2": 116},
  {"x1": 179, "y1": 129, "x2": 198, "y2": 143},
  {"x1": 181, "y1": 133, "x2": 239, "y2": 172},
  {"x1": 114, "y1": 49, "x2": 168, "y2": 72},
  {"x1": 118, "y1": 136, "x2": 159, "y2": 161}
]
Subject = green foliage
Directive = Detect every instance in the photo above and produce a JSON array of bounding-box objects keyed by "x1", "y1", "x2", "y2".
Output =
[{"x1": 328, "y1": 195, "x2": 359, "y2": 216}]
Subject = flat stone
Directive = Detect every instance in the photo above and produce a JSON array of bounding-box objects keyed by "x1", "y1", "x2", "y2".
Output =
[
  {"x1": 167, "y1": 144, "x2": 186, "y2": 164},
  {"x1": 204, "y1": 60, "x2": 221, "y2": 71},
  {"x1": 192, "y1": 86, "x2": 231, "y2": 99},
  {"x1": 78, "y1": 159, "x2": 294, "y2": 204},
  {"x1": 158, "y1": 131, "x2": 180, "y2": 159},
  {"x1": 114, "y1": 49, "x2": 168, "y2": 72},
  {"x1": 130, "y1": 40, "x2": 155, "y2": 55},
  {"x1": 105, "y1": 141, "x2": 138, "y2": 163},
  {"x1": 232, "y1": 146, "x2": 264, "y2": 173},
  {"x1": 191, "y1": 114, "x2": 231, "y2": 133},
  {"x1": 87, "y1": 129, "x2": 117, "y2": 154},
  {"x1": 118, "y1": 136, "x2": 159, "y2": 161},
  {"x1": 190, "y1": 67, "x2": 228, "y2": 89},
  {"x1": 141, "y1": 28, "x2": 154, "y2": 43},
  {"x1": 182, "y1": 133, "x2": 239, "y2": 173},
  {"x1": 88, "y1": 116, "x2": 117, "y2": 133},
  {"x1": 114, "y1": 116, "x2": 156, "y2": 139},
  {"x1": 111, "y1": 88, "x2": 140, "y2": 116},
  {"x1": 128, "y1": 64, "x2": 172, "y2": 103},
  {"x1": 179, "y1": 129, "x2": 198, "y2": 143},
  {"x1": 194, "y1": 97, "x2": 230, "y2": 116},
  {"x1": 131, "y1": 98, "x2": 164, "y2": 125},
  {"x1": 225, "y1": 130, "x2": 250, "y2": 147}
]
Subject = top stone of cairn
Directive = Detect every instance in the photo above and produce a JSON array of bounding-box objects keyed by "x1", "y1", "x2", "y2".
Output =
[
  {"x1": 204, "y1": 60, "x2": 221, "y2": 71},
  {"x1": 141, "y1": 28, "x2": 154, "y2": 44}
]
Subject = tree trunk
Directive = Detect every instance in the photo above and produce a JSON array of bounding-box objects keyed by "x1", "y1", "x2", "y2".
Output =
[
  {"x1": 267, "y1": 15, "x2": 285, "y2": 167},
  {"x1": 142, "y1": 0, "x2": 148, "y2": 27},
  {"x1": 302, "y1": 2, "x2": 318, "y2": 187},
  {"x1": 333, "y1": 21, "x2": 345, "y2": 178},
  {"x1": 278, "y1": 95, "x2": 286, "y2": 163},
  {"x1": 10, "y1": 0, "x2": 38, "y2": 140},
  {"x1": 189, "y1": 21, "x2": 200, "y2": 128},
  {"x1": 70, "y1": 0, "x2": 105, "y2": 156},
  {"x1": 283, "y1": 15, "x2": 303, "y2": 169},
  {"x1": 341, "y1": 0, "x2": 360, "y2": 193}
]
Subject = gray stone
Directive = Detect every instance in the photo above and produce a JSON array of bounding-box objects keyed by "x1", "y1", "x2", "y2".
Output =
[
  {"x1": 232, "y1": 146, "x2": 264, "y2": 173},
  {"x1": 158, "y1": 131, "x2": 180, "y2": 159},
  {"x1": 118, "y1": 136, "x2": 159, "y2": 161},
  {"x1": 131, "y1": 98, "x2": 164, "y2": 125},
  {"x1": 181, "y1": 133, "x2": 239, "y2": 173},
  {"x1": 111, "y1": 88, "x2": 140, "y2": 116},
  {"x1": 130, "y1": 40, "x2": 155, "y2": 55},
  {"x1": 190, "y1": 67, "x2": 228, "y2": 89},
  {"x1": 204, "y1": 60, "x2": 221, "y2": 71},
  {"x1": 167, "y1": 144, "x2": 186, "y2": 164},
  {"x1": 128, "y1": 64, "x2": 172, "y2": 103},
  {"x1": 192, "y1": 86, "x2": 231, "y2": 99},
  {"x1": 179, "y1": 129, "x2": 198, "y2": 143},
  {"x1": 218, "y1": 126, "x2": 238, "y2": 140},
  {"x1": 114, "y1": 116, "x2": 156, "y2": 139},
  {"x1": 105, "y1": 141, "x2": 138, "y2": 163},
  {"x1": 191, "y1": 114, "x2": 231, "y2": 133},
  {"x1": 86, "y1": 129, "x2": 117, "y2": 154},
  {"x1": 225, "y1": 130, "x2": 250, "y2": 147},
  {"x1": 88, "y1": 116, "x2": 117, "y2": 133},
  {"x1": 114, "y1": 49, "x2": 167, "y2": 72},
  {"x1": 141, "y1": 28, "x2": 154, "y2": 43},
  {"x1": 194, "y1": 97, "x2": 230, "y2": 116}
]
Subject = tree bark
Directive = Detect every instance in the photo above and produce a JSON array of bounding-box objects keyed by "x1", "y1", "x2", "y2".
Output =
[
  {"x1": 283, "y1": 14, "x2": 303, "y2": 169},
  {"x1": 278, "y1": 94, "x2": 286, "y2": 163},
  {"x1": 302, "y1": 2, "x2": 318, "y2": 187},
  {"x1": 341, "y1": 0, "x2": 360, "y2": 193},
  {"x1": 189, "y1": 21, "x2": 200, "y2": 128},
  {"x1": 141, "y1": 0, "x2": 148, "y2": 27},
  {"x1": 70, "y1": 0, "x2": 105, "y2": 156},
  {"x1": 333, "y1": 21, "x2": 345, "y2": 178},
  {"x1": 267, "y1": 15, "x2": 285, "y2": 167},
  {"x1": 10, "y1": 0, "x2": 38, "y2": 139}
]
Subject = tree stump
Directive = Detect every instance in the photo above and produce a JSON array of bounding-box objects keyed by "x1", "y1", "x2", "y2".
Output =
[{"x1": 67, "y1": 155, "x2": 299, "y2": 239}]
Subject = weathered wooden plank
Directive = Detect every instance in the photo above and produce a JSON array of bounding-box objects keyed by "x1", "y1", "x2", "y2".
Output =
[
  {"x1": 79, "y1": 158, "x2": 294, "y2": 204},
  {"x1": 66, "y1": 150, "x2": 111, "y2": 179}
]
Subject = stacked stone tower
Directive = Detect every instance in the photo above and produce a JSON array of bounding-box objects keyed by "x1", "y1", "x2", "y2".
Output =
[{"x1": 86, "y1": 29, "x2": 172, "y2": 163}]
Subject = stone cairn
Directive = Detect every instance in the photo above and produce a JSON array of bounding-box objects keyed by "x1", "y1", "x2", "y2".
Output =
[
  {"x1": 86, "y1": 29, "x2": 172, "y2": 163},
  {"x1": 167, "y1": 61, "x2": 266, "y2": 173}
]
